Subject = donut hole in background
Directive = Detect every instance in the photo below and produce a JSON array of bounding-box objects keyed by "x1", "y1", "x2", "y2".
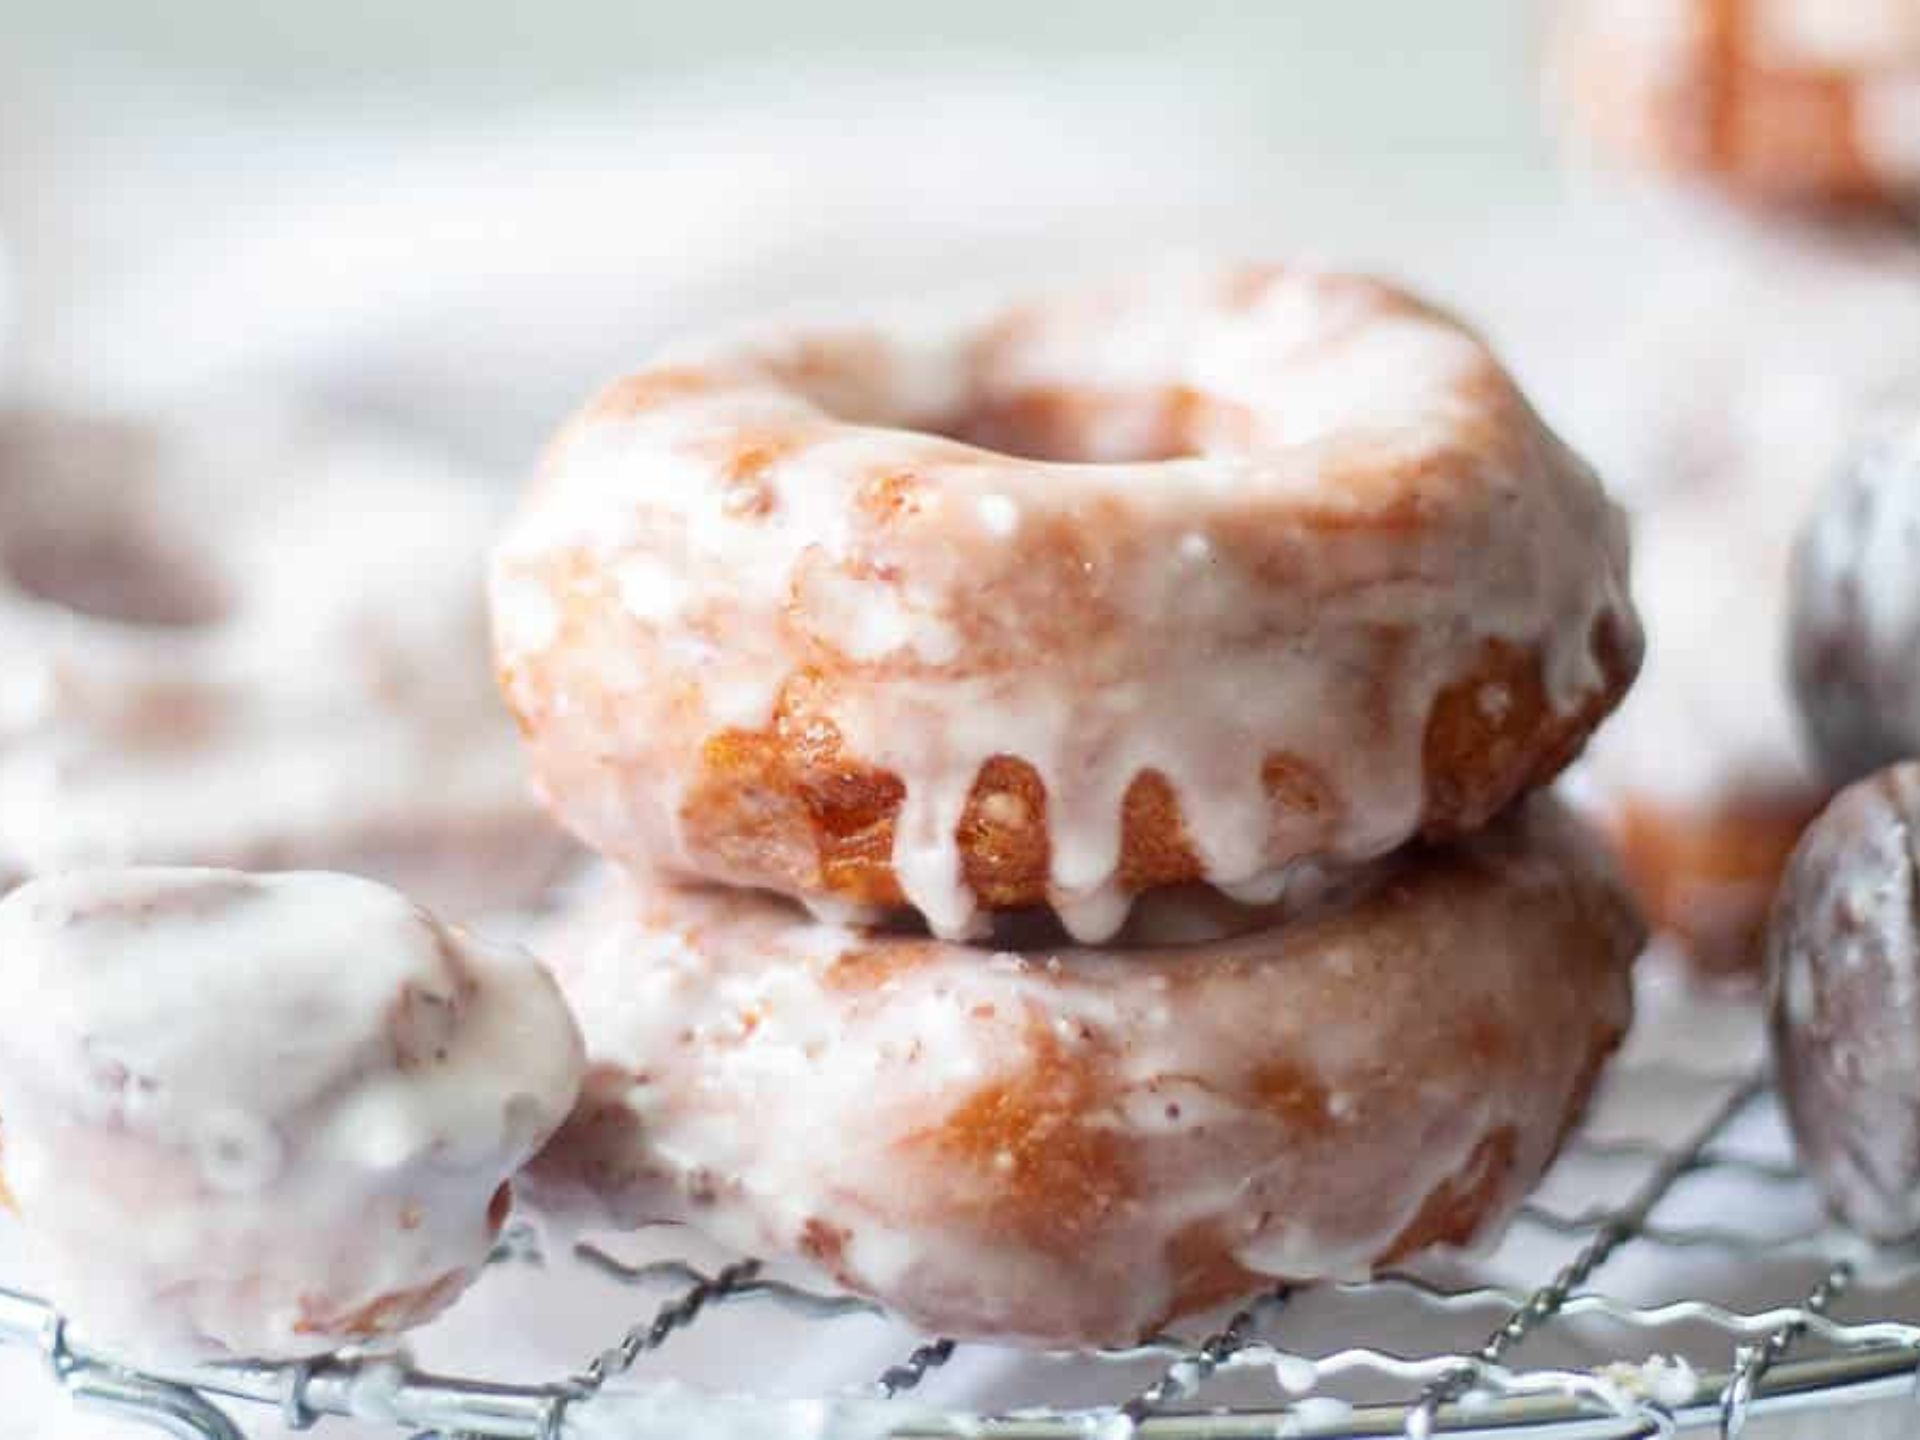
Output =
[
  {"x1": 0, "y1": 412, "x2": 234, "y2": 631},
  {"x1": 783, "y1": 357, "x2": 1219, "y2": 466},
  {"x1": 1, "y1": 523, "x2": 230, "y2": 630}
]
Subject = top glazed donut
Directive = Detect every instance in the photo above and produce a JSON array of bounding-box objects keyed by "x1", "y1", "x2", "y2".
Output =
[
  {"x1": 1554, "y1": 0, "x2": 1920, "y2": 204},
  {"x1": 493, "y1": 265, "x2": 1641, "y2": 941}
]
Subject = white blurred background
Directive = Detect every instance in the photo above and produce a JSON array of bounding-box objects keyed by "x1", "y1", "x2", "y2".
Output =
[{"x1": 0, "y1": 0, "x2": 1567, "y2": 472}]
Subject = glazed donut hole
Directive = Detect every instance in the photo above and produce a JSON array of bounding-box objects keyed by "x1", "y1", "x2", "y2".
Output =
[
  {"x1": 0, "y1": 415, "x2": 233, "y2": 631},
  {"x1": 1771, "y1": 763, "x2": 1920, "y2": 1240},
  {"x1": 0, "y1": 866, "x2": 585, "y2": 1363}
]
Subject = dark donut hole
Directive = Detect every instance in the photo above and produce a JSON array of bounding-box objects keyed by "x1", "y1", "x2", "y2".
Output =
[
  {"x1": 932, "y1": 384, "x2": 1222, "y2": 465},
  {"x1": 768, "y1": 323, "x2": 1245, "y2": 465},
  {"x1": 5, "y1": 526, "x2": 230, "y2": 630},
  {"x1": 778, "y1": 358, "x2": 1220, "y2": 465}
]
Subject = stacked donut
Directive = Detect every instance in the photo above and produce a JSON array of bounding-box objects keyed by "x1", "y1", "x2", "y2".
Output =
[{"x1": 491, "y1": 265, "x2": 1650, "y2": 1346}]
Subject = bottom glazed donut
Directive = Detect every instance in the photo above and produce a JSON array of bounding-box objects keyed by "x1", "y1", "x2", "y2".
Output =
[{"x1": 524, "y1": 797, "x2": 1642, "y2": 1347}]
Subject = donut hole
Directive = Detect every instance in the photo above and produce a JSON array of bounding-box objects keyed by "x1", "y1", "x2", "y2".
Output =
[
  {"x1": 773, "y1": 353, "x2": 1238, "y2": 465},
  {"x1": 936, "y1": 385, "x2": 1232, "y2": 465},
  {"x1": 4, "y1": 525, "x2": 230, "y2": 629}
]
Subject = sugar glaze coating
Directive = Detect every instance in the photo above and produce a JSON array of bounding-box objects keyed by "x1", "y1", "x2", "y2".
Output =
[
  {"x1": 524, "y1": 798, "x2": 1640, "y2": 1347},
  {"x1": 495, "y1": 265, "x2": 1639, "y2": 942},
  {"x1": 0, "y1": 868, "x2": 584, "y2": 1362},
  {"x1": 0, "y1": 408, "x2": 567, "y2": 913},
  {"x1": 1771, "y1": 763, "x2": 1920, "y2": 1241}
]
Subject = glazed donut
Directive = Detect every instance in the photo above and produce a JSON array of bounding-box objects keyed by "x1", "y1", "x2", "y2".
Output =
[
  {"x1": 493, "y1": 265, "x2": 1640, "y2": 942},
  {"x1": 0, "y1": 407, "x2": 568, "y2": 914},
  {"x1": 1770, "y1": 763, "x2": 1920, "y2": 1240},
  {"x1": 522, "y1": 797, "x2": 1640, "y2": 1348},
  {"x1": 0, "y1": 867, "x2": 584, "y2": 1363},
  {"x1": 1553, "y1": 0, "x2": 1920, "y2": 204}
]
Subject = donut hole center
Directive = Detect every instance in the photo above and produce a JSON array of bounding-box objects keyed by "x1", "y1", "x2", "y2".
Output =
[
  {"x1": 934, "y1": 385, "x2": 1227, "y2": 465},
  {"x1": 5, "y1": 526, "x2": 231, "y2": 629}
]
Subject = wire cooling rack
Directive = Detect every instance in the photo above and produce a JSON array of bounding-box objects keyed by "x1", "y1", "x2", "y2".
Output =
[{"x1": 4, "y1": 956, "x2": 1920, "y2": 1440}]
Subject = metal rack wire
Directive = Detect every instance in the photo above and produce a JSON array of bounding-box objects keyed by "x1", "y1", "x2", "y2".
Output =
[{"x1": 5, "y1": 979, "x2": 1920, "y2": 1440}]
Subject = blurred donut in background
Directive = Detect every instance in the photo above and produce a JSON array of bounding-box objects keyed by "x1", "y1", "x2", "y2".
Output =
[
  {"x1": 494, "y1": 263, "x2": 1640, "y2": 944},
  {"x1": 1552, "y1": 0, "x2": 1920, "y2": 207},
  {"x1": 0, "y1": 406, "x2": 570, "y2": 914},
  {"x1": 1510, "y1": 210, "x2": 1920, "y2": 977}
]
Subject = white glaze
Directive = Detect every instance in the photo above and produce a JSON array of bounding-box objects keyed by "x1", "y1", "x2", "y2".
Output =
[
  {"x1": 1594, "y1": 1355, "x2": 1700, "y2": 1410},
  {"x1": 522, "y1": 798, "x2": 1639, "y2": 1347},
  {"x1": 495, "y1": 265, "x2": 1636, "y2": 940},
  {"x1": 0, "y1": 407, "x2": 566, "y2": 914},
  {"x1": 0, "y1": 867, "x2": 584, "y2": 1363}
]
